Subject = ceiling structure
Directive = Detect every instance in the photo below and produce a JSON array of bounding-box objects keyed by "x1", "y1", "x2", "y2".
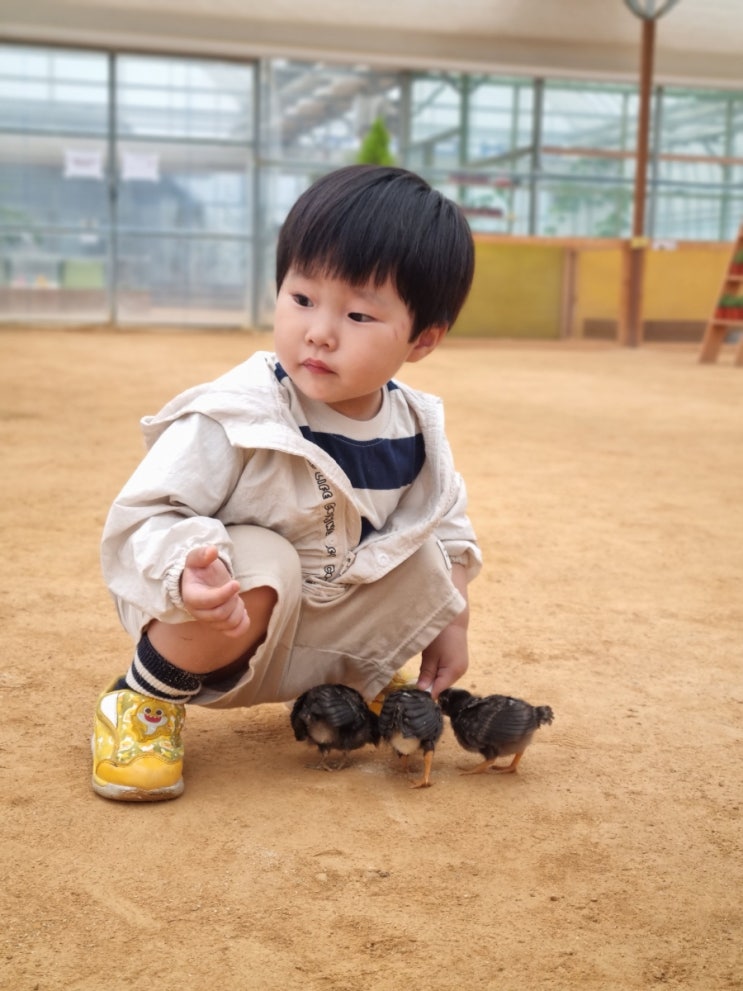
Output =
[{"x1": 1, "y1": 0, "x2": 742, "y2": 88}]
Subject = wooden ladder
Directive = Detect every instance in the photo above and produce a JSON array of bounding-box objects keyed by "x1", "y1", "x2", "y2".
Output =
[{"x1": 699, "y1": 223, "x2": 743, "y2": 365}]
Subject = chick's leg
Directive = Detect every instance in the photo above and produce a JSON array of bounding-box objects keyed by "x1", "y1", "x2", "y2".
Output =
[
  {"x1": 459, "y1": 757, "x2": 498, "y2": 775},
  {"x1": 308, "y1": 748, "x2": 340, "y2": 771},
  {"x1": 409, "y1": 750, "x2": 434, "y2": 789},
  {"x1": 308, "y1": 751, "x2": 330, "y2": 771},
  {"x1": 492, "y1": 752, "x2": 524, "y2": 774}
]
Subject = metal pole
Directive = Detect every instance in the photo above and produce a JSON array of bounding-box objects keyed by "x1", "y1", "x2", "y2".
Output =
[
  {"x1": 528, "y1": 78, "x2": 544, "y2": 236},
  {"x1": 250, "y1": 62, "x2": 261, "y2": 329},
  {"x1": 398, "y1": 71, "x2": 412, "y2": 168},
  {"x1": 107, "y1": 52, "x2": 118, "y2": 326}
]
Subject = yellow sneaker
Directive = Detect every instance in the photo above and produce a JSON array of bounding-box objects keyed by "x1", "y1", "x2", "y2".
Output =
[
  {"x1": 92, "y1": 685, "x2": 185, "y2": 802},
  {"x1": 367, "y1": 669, "x2": 417, "y2": 716}
]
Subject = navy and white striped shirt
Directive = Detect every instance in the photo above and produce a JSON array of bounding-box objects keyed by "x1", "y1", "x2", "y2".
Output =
[{"x1": 275, "y1": 362, "x2": 424, "y2": 542}]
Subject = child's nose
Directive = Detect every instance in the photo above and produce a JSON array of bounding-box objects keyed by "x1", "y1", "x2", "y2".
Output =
[{"x1": 305, "y1": 312, "x2": 337, "y2": 349}]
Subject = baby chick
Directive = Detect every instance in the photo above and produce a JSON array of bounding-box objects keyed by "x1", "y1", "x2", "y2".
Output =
[
  {"x1": 438, "y1": 687, "x2": 554, "y2": 775},
  {"x1": 378, "y1": 688, "x2": 444, "y2": 788},
  {"x1": 290, "y1": 683, "x2": 380, "y2": 770}
]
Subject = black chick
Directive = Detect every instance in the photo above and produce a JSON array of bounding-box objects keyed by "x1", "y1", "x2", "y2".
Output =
[
  {"x1": 378, "y1": 688, "x2": 444, "y2": 789},
  {"x1": 438, "y1": 688, "x2": 554, "y2": 776},
  {"x1": 290, "y1": 684, "x2": 380, "y2": 770}
]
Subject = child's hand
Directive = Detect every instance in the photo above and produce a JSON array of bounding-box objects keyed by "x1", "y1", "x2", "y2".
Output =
[
  {"x1": 180, "y1": 545, "x2": 250, "y2": 637},
  {"x1": 416, "y1": 563, "x2": 469, "y2": 699},
  {"x1": 417, "y1": 622, "x2": 469, "y2": 700}
]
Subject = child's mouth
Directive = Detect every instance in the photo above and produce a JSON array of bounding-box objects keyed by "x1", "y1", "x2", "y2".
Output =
[{"x1": 302, "y1": 359, "x2": 333, "y2": 375}]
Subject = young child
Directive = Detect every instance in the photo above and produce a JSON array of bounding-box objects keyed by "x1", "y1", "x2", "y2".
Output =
[{"x1": 92, "y1": 164, "x2": 481, "y2": 801}]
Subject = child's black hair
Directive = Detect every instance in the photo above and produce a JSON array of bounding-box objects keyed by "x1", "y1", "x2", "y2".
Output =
[{"x1": 276, "y1": 165, "x2": 475, "y2": 340}]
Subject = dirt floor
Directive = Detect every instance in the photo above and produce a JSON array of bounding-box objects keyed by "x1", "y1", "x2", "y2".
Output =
[{"x1": 0, "y1": 326, "x2": 741, "y2": 991}]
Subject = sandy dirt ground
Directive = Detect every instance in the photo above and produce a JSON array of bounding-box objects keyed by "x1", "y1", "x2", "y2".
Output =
[{"x1": 0, "y1": 326, "x2": 741, "y2": 991}]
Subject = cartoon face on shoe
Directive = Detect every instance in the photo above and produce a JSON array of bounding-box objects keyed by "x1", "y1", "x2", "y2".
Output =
[{"x1": 135, "y1": 701, "x2": 172, "y2": 738}]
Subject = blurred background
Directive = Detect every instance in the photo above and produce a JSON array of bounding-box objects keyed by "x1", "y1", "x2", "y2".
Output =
[{"x1": 1, "y1": 0, "x2": 741, "y2": 337}]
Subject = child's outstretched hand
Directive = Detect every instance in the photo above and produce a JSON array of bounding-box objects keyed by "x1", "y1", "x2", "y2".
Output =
[
  {"x1": 417, "y1": 623, "x2": 469, "y2": 700},
  {"x1": 180, "y1": 545, "x2": 250, "y2": 637},
  {"x1": 416, "y1": 562, "x2": 469, "y2": 699}
]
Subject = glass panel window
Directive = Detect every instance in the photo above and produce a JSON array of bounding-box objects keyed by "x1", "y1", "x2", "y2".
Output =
[
  {"x1": 543, "y1": 83, "x2": 636, "y2": 149},
  {"x1": 467, "y1": 77, "x2": 533, "y2": 167},
  {"x1": 4, "y1": 42, "x2": 743, "y2": 328},
  {"x1": 0, "y1": 46, "x2": 110, "y2": 321},
  {"x1": 261, "y1": 60, "x2": 400, "y2": 166},
  {"x1": 732, "y1": 102, "x2": 743, "y2": 158},
  {"x1": 117, "y1": 233, "x2": 250, "y2": 325},
  {"x1": 406, "y1": 73, "x2": 534, "y2": 233},
  {"x1": 114, "y1": 55, "x2": 255, "y2": 326},
  {"x1": 0, "y1": 44, "x2": 108, "y2": 135},
  {"x1": 659, "y1": 89, "x2": 730, "y2": 160},
  {"x1": 538, "y1": 178, "x2": 633, "y2": 237},
  {"x1": 652, "y1": 187, "x2": 727, "y2": 240},
  {"x1": 116, "y1": 141, "x2": 251, "y2": 235},
  {"x1": 117, "y1": 56, "x2": 253, "y2": 142},
  {"x1": 408, "y1": 73, "x2": 463, "y2": 170},
  {"x1": 538, "y1": 81, "x2": 638, "y2": 236},
  {"x1": 654, "y1": 87, "x2": 743, "y2": 240}
]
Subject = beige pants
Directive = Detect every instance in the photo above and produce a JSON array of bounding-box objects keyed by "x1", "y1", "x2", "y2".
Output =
[{"x1": 117, "y1": 525, "x2": 465, "y2": 708}]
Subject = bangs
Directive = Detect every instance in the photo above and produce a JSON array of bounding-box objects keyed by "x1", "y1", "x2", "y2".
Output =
[
  {"x1": 276, "y1": 166, "x2": 474, "y2": 337},
  {"x1": 289, "y1": 206, "x2": 413, "y2": 293}
]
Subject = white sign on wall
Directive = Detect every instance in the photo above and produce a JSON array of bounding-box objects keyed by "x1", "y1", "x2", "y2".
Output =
[
  {"x1": 64, "y1": 149, "x2": 104, "y2": 180},
  {"x1": 121, "y1": 152, "x2": 160, "y2": 182}
]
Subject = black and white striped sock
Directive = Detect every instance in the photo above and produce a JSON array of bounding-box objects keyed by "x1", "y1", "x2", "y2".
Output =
[{"x1": 123, "y1": 631, "x2": 202, "y2": 703}]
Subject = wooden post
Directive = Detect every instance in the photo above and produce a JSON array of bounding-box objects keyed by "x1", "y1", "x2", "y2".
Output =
[
  {"x1": 620, "y1": 16, "x2": 655, "y2": 347},
  {"x1": 559, "y1": 247, "x2": 578, "y2": 339}
]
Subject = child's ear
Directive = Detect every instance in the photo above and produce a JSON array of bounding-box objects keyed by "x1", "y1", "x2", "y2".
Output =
[{"x1": 405, "y1": 325, "x2": 448, "y2": 363}]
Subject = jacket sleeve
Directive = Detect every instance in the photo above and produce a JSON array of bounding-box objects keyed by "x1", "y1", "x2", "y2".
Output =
[
  {"x1": 101, "y1": 413, "x2": 246, "y2": 619},
  {"x1": 434, "y1": 470, "x2": 482, "y2": 582}
]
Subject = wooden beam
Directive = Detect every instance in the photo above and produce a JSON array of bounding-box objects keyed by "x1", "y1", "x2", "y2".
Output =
[
  {"x1": 541, "y1": 146, "x2": 743, "y2": 168},
  {"x1": 621, "y1": 16, "x2": 655, "y2": 347}
]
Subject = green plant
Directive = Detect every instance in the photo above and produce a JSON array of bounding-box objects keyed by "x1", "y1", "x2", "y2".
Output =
[
  {"x1": 717, "y1": 293, "x2": 743, "y2": 319},
  {"x1": 356, "y1": 117, "x2": 395, "y2": 166}
]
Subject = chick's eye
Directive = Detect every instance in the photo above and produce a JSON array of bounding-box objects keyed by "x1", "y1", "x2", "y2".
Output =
[{"x1": 348, "y1": 312, "x2": 374, "y2": 323}]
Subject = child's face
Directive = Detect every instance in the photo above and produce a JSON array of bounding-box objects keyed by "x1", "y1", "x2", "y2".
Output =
[{"x1": 274, "y1": 268, "x2": 446, "y2": 420}]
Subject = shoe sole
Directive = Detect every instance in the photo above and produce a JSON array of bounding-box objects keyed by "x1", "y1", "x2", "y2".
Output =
[{"x1": 91, "y1": 776, "x2": 184, "y2": 802}]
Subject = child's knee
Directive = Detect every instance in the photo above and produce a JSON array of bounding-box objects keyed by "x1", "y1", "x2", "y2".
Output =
[
  {"x1": 239, "y1": 584, "x2": 278, "y2": 634},
  {"x1": 228, "y1": 525, "x2": 302, "y2": 599}
]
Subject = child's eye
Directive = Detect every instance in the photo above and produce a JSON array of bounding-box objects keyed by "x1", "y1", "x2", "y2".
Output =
[
  {"x1": 348, "y1": 312, "x2": 374, "y2": 323},
  {"x1": 292, "y1": 293, "x2": 312, "y2": 307}
]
